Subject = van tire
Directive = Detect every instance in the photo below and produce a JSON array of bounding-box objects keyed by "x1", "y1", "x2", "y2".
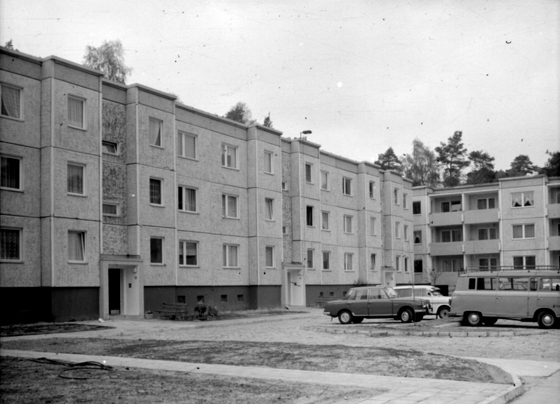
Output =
[
  {"x1": 437, "y1": 306, "x2": 450, "y2": 319},
  {"x1": 464, "y1": 312, "x2": 482, "y2": 327},
  {"x1": 537, "y1": 311, "x2": 556, "y2": 329},
  {"x1": 399, "y1": 308, "x2": 413, "y2": 323}
]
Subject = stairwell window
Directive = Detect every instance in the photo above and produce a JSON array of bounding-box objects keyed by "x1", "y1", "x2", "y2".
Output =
[
  {"x1": 265, "y1": 246, "x2": 275, "y2": 268},
  {"x1": 67, "y1": 164, "x2": 84, "y2": 195},
  {"x1": 305, "y1": 163, "x2": 313, "y2": 183},
  {"x1": 264, "y1": 151, "x2": 273, "y2": 174},
  {"x1": 149, "y1": 118, "x2": 163, "y2": 147},
  {"x1": 321, "y1": 211, "x2": 330, "y2": 230},
  {"x1": 265, "y1": 198, "x2": 274, "y2": 220},
  {"x1": 68, "y1": 96, "x2": 85, "y2": 129},
  {"x1": 369, "y1": 181, "x2": 375, "y2": 199},
  {"x1": 307, "y1": 249, "x2": 314, "y2": 269},
  {"x1": 321, "y1": 171, "x2": 329, "y2": 190},
  {"x1": 68, "y1": 231, "x2": 86, "y2": 262},
  {"x1": 323, "y1": 251, "x2": 330, "y2": 270},
  {"x1": 306, "y1": 206, "x2": 314, "y2": 227},
  {"x1": 149, "y1": 178, "x2": 162, "y2": 205},
  {"x1": 1, "y1": 84, "x2": 22, "y2": 119}
]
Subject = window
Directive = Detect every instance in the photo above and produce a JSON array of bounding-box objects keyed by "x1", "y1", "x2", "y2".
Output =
[
  {"x1": 1, "y1": 156, "x2": 21, "y2": 190},
  {"x1": 150, "y1": 237, "x2": 163, "y2": 264},
  {"x1": 513, "y1": 224, "x2": 535, "y2": 239},
  {"x1": 265, "y1": 198, "x2": 274, "y2": 220},
  {"x1": 478, "y1": 227, "x2": 497, "y2": 240},
  {"x1": 179, "y1": 241, "x2": 198, "y2": 266},
  {"x1": 513, "y1": 256, "x2": 536, "y2": 269},
  {"x1": 395, "y1": 222, "x2": 401, "y2": 238},
  {"x1": 370, "y1": 217, "x2": 376, "y2": 236},
  {"x1": 322, "y1": 251, "x2": 330, "y2": 270},
  {"x1": 479, "y1": 258, "x2": 497, "y2": 270},
  {"x1": 237, "y1": 294, "x2": 244, "y2": 302},
  {"x1": 404, "y1": 225, "x2": 409, "y2": 240},
  {"x1": 404, "y1": 257, "x2": 409, "y2": 272},
  {"x1": 369, "y1": 181, "x2": 375, "y2": 199},
  {"x1": 396, "y1": 256, "x2": 400, "y2": 271},
  {"x1": 321, "y1": 211, "x2": 330, "y2": 230},
  {"x1": 282, "y1": 181, "x2": 288, "y2": 191},
  {"x1": 67, "y1": 164, "x2": 84, "y2": 195},
  {"x1": 102, "y1": 141, "x2": 118, "y2": 155},
  {"x1": 413, "y1": 201, "x2": 421, "y2": 214},
  {"x1": 307, "y1": 249, "x2": 314, "y2": 269},
  {"x1": 512, "y1": 192, "x2": 534, "y2": 208},
  {"x1": 177, "y1": 131, "x2": 197, "y2": 159},
  {"x1": 68, "y1": 96, "x2": 84, "y2": 128},
  {"x1": 403, "y1": 193, "x2": 408, "y2": 209},
  {"x1": 441, "y1": 229, "x2": 462, "y2": 242},
  {"x1": 342, "y1": 177, "x2": 352, "y2": 196},
  {"x1": 370, "y1": 253, "x2": 376, "y2": 270},
  {"x1": 414, "y1": 231, "x2": 422, "y2": 244},
  {"x1": 344, "y1": 215, "x2": 353, "y2": 233},
  {"x1": 102, "y1": 202, "x2": 119, "y2": 216},
  {"x1": 1, "y1": 84, "x2": 21, "y2": 119},
  {"x1": 306, "y1": 206, "x2": 314, "y2": 226},
  {"x1": 68, "y1": 231, "x2": 85, "y2": 262},
  {"x1": 282, "y1": 226, "x2": 287, "y2": 235},
  {"x1": 1, "y1": 228, "x2": 21, "y2": 261},
  {"x1": 223, "y1": 244, "x2": 239, "y2": 267},
  {"x1": 321, "y1": 171, "x2": 329, "y2": 190},
  {"x1": 149, "y1": 178, "x2": 162, "y2": 205},
  {"x1": 178, "y1": 186, "x2": 197, "y2": 212},
  {"x1": 222, "y1": 144, "x2": 238, "y2": 169},
  {"x1": 477, "y1": 198, "x2": 496, "y2": 210},
  {"x1": 442, "y1": 201, "x2": 461, "y2": 212},
  {"x1": 265, "y1": 246, "x2": 274, "y2": 267},
  {"x1": 344, "y1": 253, "x2": 353, "y2": 271},
  {"x1": 394, "y1": 188, "x2": 399, "y2": 204},
  {"x1": 149, "y1": 118, "x2": 163, "y2": 147},
  {"x1": 221, "y1": 295, "x2": 228, "y2": 302},
  {"x1": 414, "y1": 260, "x2": 423, "y2": 273},
  {"x1": 222, "y1": 195, "x2": 238, "y2": 218},
  {"x1": 305, "y1": 163, "x2": 312, "y2": 183},
  {"x1": 264, "y1": 151, "x2": 273, "y2": 173}
]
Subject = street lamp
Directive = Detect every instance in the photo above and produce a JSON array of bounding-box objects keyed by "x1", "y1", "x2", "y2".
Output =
[{"x1": 299, "y1": 130, "x2": 312, "y2": 139}]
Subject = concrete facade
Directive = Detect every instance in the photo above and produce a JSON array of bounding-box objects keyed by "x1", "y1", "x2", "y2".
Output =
[
  {"x1": 1, "y1": 47, "x2": 413, "y2": 323},
  {"x1": 413, "y1": 175, "x2": 560, "y2": 293}
]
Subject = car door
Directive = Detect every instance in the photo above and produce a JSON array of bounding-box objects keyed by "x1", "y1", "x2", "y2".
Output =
[
  {"x1": 346, "y1": 288, "x2": 369, "y2": 317},
  {"x1": 368, "y1": 287, "x2": 393, "y2": 316}
]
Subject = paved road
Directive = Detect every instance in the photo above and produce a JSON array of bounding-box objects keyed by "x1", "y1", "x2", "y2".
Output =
[{"x1": 3, "y1": 309, "x2": 560, "y2": 403}]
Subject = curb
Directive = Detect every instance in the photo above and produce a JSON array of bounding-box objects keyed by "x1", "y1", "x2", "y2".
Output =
[{"x1": 478, "y1": 373, "x2": 525, "y2": 404}]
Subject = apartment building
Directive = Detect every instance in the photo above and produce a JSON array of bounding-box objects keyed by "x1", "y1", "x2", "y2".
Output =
[
  {"x1": 0, "y1": 47, "x2": 413, "y2": 323},
  {"x1": 413, "y1": 175, "x2": 560, "y2": 294}
]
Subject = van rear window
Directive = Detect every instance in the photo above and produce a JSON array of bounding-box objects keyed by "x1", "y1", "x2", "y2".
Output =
[
  {"x1": 540, "y1": 278, "x2": 560, "y2": 291},
  {"x1": 468, "y1": 278, "x2": 494, "y2": 290}
]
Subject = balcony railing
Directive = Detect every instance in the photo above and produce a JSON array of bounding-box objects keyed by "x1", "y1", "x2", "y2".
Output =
[
  {"x1": 464, "y1": 209, "x2": 499, "y2": 224},
  {"x1": 463, "y1": 265, "x2": 560, "y2": 273}
]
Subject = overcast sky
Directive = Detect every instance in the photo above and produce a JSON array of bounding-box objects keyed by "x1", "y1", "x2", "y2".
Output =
[{"x1": 1, "y1": 0, "x2": 558, "y2": 171}]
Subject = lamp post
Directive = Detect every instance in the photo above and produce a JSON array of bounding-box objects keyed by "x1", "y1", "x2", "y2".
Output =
[{"x1": 299, "y1": 130, "x2": 312, "y2": 139}]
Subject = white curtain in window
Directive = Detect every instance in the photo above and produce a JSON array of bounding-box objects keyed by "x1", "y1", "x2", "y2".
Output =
[
  {"x1": 1, "y1": 229, "x2": 20, "y2": 260},
  {"x1": 186, "y1": 188, "x2": 196, "y2": 211},
  {"x1": 68, "y1": 97, "x2": 83, "y2": 127},
  {"x1": 1, "y1": 157, "x2": 20, "y2": 189},
  {"x1": 512, "y1": 193, "x2": 522, "y2": 207},
  {"x1": 224, "y1": 245, "x2": 237, "y2": 267},
  {"x1": 68, "y1": 232, "x2": 85, "y2": 261},
  {"x1": 1, "y1": 85, "x2": 21, "y2": 118},
  {"x1": 150, "y1": 119, "x2": 162, "y2": 146},
  {"x1": 67, "y1": 165, "x2": 83, "y2": 194},
  {"x1": 186, "y1": 242, "x2": 197, "y2": 265},
  {"x1": 524, "y1": 192, "x2": 534, "y2": 206}
]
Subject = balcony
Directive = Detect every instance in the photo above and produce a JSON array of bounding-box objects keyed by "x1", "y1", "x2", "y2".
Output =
[
  {"x1": 430, "y1": 242, "x2": 463, "y2": 256},
  {"x1": 464, "y1": 209, "x2": 499, "y2": 224},
  {"x1": 430, "y1": 211, "x2": 462, "y2": 227},
  {"x1": 549, "y1": 236, "x2": 560, "y2": 251},
  {"x1": 548, "y1": 204, "x2": 560, "y2": 219},
  {"x1": 464, "y1": 240, "x2": 500, "y2": 255}
]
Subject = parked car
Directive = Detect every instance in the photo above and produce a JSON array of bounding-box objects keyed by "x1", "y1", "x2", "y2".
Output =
[
  {"x1": 323, "y1": 286, "x2": 431, "y2": 324},
  {"x1": 393, "y1": 285, "x2": 451, "y2": 318},
  {"x1": 450, "y1": 269, "x2": 560, "y2": 329}
]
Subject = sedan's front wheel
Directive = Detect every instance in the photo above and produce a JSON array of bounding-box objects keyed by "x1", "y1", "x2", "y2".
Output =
[
  {"x1": 338, "y1": 310, "x2": 353, "y2": 325},
  {"x1": 399, "y1": 308, "x2": 413, "y2": 323}
]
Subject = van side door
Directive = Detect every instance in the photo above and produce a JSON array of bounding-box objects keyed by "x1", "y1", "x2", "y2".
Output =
[{"x1": 495, "y1": 277, "x2": 530, "y2": 318}]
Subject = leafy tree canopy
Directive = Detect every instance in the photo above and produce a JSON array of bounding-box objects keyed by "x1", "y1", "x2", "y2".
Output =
[
  {"x1": 83, "y1": 39, "x2": 132, "y2": 84},
  {"x1": 435, "y1": 131, "x2": 470, "y2": 187},
  {"x1": 402, "y1": 138, "x2": 440, "y2": 187},
  {"x1": 466, "y1": 150, "x2": 496, "y2": 185},
  {"x1": 539, "y1": 150, "x2": 560, "y2": 177},
  {"x1": 374, "y1": 147, "x2": 403, "y2": 173},
  {"x1": 509, "y1": 154, "x2": 539, "y2": 176},
  {"x1": 224, "y1": 102, "x2": 256, "y2": 125},
  {"x1": 263, "y1": 113, "x2": 273, "y2": 128},
  {"x1": 4, "y1": 39, "x2": 16, "y2": 50}
]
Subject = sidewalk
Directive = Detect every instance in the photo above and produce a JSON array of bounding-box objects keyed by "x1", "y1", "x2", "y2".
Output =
[{"x1": 1, "y1": 349, "x2": 520, "y2": 404}]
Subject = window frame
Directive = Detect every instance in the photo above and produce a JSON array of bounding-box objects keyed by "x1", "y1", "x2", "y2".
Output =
[
  {"x1": 477, "y1": 197, "x2": 496, "y2": 210},
  {"x1": 370, "y1": 217, "x2": 377, "y2": 236},
  {"x1": 370, "y1": 253, "x2": 376, "y2": 270},
  {"x1": 512, "y1": 192, "x2": 534, "y2": 208},
  {"x1": 178, "y1": 186, "x2": 197, "y2": 213},
  {"x1": 67, "y1": 163, "x2": 85, "y2": 196},
  {"x1": 342, "y1": 177, "x2": 352, "y2": 196},
  {"x1": 102, "y1": 141, "x2": 118, "y2": 155},
  {"x1": 222, "y1": 194, "x2": 239, "y2": 219},
  {"x1": 306, "y1": 205, "x2": 314, "y2": 227},
  {"x1": 179, "y1": 240, "x2": 198, "y2": 267},
  {"x1": 264, "y1": 151, "x2": 273, "y2": 174},
  {"x1": 321, "y1": 211, "x2": 330, "y2": 231},
  {"x1": 369, "y1": 181, "x2": 375, "y2": 199},
  {"x1": 68, "y1": 230, "x2": 86, "y2": 263},
  {"x1": 305, "y1": 163, "x2": 313, "y2": 183},
  {"x1": 223, "y1": 244, "x2": 240, "y2": 268},
  {"x1": 177, "y1": 131, "x2": 197, "y2": 160},
  {"x1": 0, "y1": 227, "x2": 22, "y2": 262},
  {"x1": 513, "y1": 255, "x2": 536, "y2": 269},
  {"x1": 1, "y1": 155, "x2": 23, "y2": 191},
  {"x1": 394, "y1": 188, "x2": 399, "y2": 205},
  {"x1": 320, "y1": 170, "x2": 329, "y2": 190},
  {"x1": 265, "y1": 246, "x2": 275, "y2": 268},
  {"x1": 478, "y1": 227, "x2": 498, "y2": 240},
  {"x1": 322, "y1": 251, "x2": 330, "y2": 271},
  {"x1": 264, "y1": 198, "x2": 274, "y2": 221},
  {"x1": 149, "y1": 117, "x2": 163, "y2": 147},
  {"x1": 344, "y1": 252, "x2": 354, "y2": 271},
  {"x1": 149, "y1": 178, "x2": 163, "y2": 206},
  {"x1": 102, "y1": 202, "x2": 119, "y2": 217},
  {"x1": 0, "y1": 83, "x2": 23, "y2": 120},
  {"x1": 404, "y1": 225, "x2": 409, "y2": 241},
  {"x1": 413, "y1": 201, "x2": 421, "y2": 215},
  {"x1": 414, "y1": 230, "x2": 422, "y2": 244},
  {"x1": 150, "y1": 237, "x2": 164, "y2": 265},
  {"x1": 403, "y1": 193, "x2": 408, "y2": 209},
  {"x1": 512, "y1": 224, "x2": 535, "y2": 239},
  {"x1": 221, "y1": 143, "x2": 238, "y2": 169},
  {"x1": 67, "y1": 95, "x2": 85, "y2": 129},
  {"x1": 307, "y1": 248, "x2": 314, "y2": 269},
  {"x1": 395, "y1": 221, "x2": 401, "y2": 239},
  {"x1": 343, "y1": 215, "x2": 353, "y2": 234}
]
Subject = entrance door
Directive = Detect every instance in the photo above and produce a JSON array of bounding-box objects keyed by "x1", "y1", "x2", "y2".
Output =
[
  {"x1": 383, "y1": 271, "x2": 395, "y2": 287},
  {"x1": 288, "y1": 270, "x2": 304, "y2": 306},
  {"x1": 109, "y1": 268, "x2": 121, "y2": 315}
]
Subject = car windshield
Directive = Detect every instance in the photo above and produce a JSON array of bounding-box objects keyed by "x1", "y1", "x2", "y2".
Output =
[
  {"x1": 384, "y1": 287, "x2": 398, "y2": 298},
  {"x1": 344, "y1": 289, "x2": 356, "y2": 300}
]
